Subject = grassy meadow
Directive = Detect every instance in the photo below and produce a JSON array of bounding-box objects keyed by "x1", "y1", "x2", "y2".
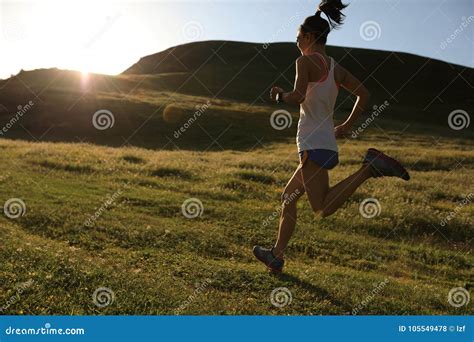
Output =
[
  {"x1": 0, "y1": 41, "x2": 472, "y2": 315},
  {"x1": 0, "y1": 129, "x2": 472, "y2": 315}
]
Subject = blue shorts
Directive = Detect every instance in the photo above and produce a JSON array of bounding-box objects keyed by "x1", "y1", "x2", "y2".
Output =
[{"x1": 299, "y1": 149, "x2": 339, "y2": 170}]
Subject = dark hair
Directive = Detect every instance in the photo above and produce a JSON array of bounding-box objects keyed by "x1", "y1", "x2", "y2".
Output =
[{"x1": 300, "y1": 0, "x2": 348, "y2": 44}]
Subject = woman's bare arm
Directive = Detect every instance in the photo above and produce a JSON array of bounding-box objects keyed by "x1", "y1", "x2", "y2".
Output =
[
  {"x1": 338, "y1": 65, "x2": 370, "y2": 130},
  {"x1": 270, "y1": 57, "x2": 314, "y2": 106}
]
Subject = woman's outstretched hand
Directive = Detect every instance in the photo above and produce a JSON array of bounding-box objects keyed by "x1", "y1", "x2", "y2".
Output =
[
  {"x1": 334, "y1": 123, "x2": 350, "y2": 139},
  {"x1": 270, "y1": 86, "x2": 284, "y2": 101}
]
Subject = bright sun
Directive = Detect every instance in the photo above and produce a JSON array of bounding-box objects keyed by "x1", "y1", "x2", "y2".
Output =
[{"x1": 2, "y1": 0, "x2": 156, "y2": 78}]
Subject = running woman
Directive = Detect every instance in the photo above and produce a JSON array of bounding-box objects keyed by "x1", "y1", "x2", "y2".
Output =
[{"x1": 253, "y1": 0, "x2": 410, "y2": 273}]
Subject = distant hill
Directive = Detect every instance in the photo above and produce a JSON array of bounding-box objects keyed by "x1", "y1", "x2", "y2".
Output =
[
  {"x1": 123, "y1": 40, "x2": 472, "y2": 115},
  {"x1": 0, "y1": 40, "x2": 472, "y2": 150}
]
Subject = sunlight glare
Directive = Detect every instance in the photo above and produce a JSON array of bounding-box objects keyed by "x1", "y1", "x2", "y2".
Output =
[{"x1": 1, "y1": 0, "x2": 158, "y2": 78}]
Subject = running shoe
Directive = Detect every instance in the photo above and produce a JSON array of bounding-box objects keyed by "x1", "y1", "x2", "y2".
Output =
[
  {"x1": 252, "y1": 246, "x2": 284, "y2": 273},
  {"x1": 363, "y1": 148, "x2": 410, "y2": 180}
]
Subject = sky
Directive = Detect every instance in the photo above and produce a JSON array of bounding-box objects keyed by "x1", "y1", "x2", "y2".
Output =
[{"x1": 0, "y1": 0, "x2": 472, "y2": 79}]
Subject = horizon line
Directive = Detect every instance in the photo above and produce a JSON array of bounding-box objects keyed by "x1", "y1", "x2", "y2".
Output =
[{"x1": 1, "y1": 39, "x2": 472, "y2": 81}]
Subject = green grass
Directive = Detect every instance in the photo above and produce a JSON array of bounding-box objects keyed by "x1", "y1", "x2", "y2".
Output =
[
  {"x1": 0, "y1": 40, "x2": 472, "y2": 315},
  {"x1": 0, "y1": 132, "x2": 472, "y2": 315}
]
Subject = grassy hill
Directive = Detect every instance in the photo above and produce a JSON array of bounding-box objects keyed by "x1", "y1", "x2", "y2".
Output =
[
  {"x1": 0, "y1": 135, "x2": 472, "y2": 314},
  {"x1": 0, "y1": 41, "x2": 472, "y2": 314},
  {"x1": 0, "y1": 41, "x2": 472, "y2": 150}
]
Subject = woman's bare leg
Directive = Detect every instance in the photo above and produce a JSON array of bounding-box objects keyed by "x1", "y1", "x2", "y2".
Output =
[
  {"x1": 300, "y1": 160, "x2": 330, "y2": 214},
  {"x1": 273, "y1": 166, "x2": 305, "y2": 258},
  {"x1": 321, "y1": 164, "x2": 372, "y2": 216},
  {"x1": 272, "y1": 161, "x2": 371, "y2": 259},
  {"x1": 302, "y1": 160, "x2": 372, "y2": 217}
]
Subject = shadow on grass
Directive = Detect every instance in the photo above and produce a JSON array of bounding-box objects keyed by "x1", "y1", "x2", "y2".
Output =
[{"x1": 274, "y1": 272, "x2": 351, "y2": 311}]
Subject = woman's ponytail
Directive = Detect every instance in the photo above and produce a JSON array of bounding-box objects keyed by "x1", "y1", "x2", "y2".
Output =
[
  {"x1": 300, "y1": 0, "x2": 348, "y2": 44},
  {"x1": 318, "y1": 0, "x2": 348, "y2": 29}
]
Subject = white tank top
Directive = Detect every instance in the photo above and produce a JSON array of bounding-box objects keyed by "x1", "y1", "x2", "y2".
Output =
[{"x1": 296, "y1": 54, "x2": 339, "y2": 153}]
